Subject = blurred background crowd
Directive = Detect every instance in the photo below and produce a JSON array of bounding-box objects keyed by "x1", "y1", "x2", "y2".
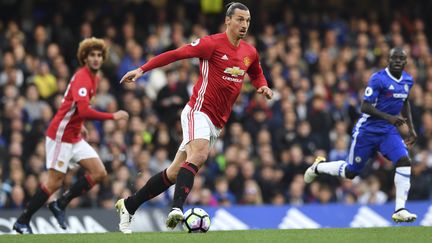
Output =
[{"x1": 1, "y1": 0, "x2": 432, "y2": 210}]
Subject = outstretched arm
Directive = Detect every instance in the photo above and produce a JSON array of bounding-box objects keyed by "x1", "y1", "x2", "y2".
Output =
[
  {"x1": 71, "y1": 74, "x2": 129, "y2": 122},
  {"x1": 120, "y1": 49, "x2": 193, "y2": 83},
  {"x1": 76, "y1": 101, "x2": 113, "y2": 120},
  {"x1": 76, "y1": 101, "x2": 129, "y2": 121},
  {"x1": 120, "y1": 37, "x2": 215, "y2": 83}
]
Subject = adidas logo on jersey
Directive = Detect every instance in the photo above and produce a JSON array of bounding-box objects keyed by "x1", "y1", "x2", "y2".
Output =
[
  {"x1": 389, "y1": 85, "x2": 395, "y2": 90},
  {"x1": 221, "y1": 54, "x2": 229, "y2": 60}
]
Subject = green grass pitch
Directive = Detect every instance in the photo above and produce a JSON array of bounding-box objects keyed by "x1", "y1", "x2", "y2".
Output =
[{"x1": 1, "y1": 227, "x2": 431, "y2": 243}]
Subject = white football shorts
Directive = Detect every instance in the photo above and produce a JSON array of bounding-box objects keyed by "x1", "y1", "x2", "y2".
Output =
[
  {"x1": 45, "y1": 137, "x2": 99, "y2": 173},
  {"x1": 179, "y1": 105, "x2": 221, "y2": 151}
]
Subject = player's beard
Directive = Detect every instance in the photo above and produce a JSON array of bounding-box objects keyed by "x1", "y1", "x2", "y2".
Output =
[
  {"x1": 89, "y1": 63, "x2": 101, "y2": 73},
  {"x1": 239, "y1": 29, "x2": 247, "y2": 39}
]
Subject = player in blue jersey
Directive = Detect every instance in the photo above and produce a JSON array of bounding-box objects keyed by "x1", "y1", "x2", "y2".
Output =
[{"x1": 304, "y1": 47, "x2": 417, "y2": 223}]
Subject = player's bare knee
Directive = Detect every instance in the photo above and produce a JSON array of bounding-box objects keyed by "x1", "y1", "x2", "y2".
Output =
[
  {"x1": 100, "y1": 169, "x2": 108, "y2": 179},
  {"x1": 166, "y1": 166, "x2": 178, "y2": 182},
  {"x1": 167, "y1": 173, "x2": 177, "y2": 182},
  {"x1": 46, "y1": 178, "x2": 63, "y2": 193},
  {"x1": 189, "y1": 152, "x2": 208, "y2": 166},
  {"x1": 91, "y1": 169, "x2": 107, "y2": 182},
  {"x1": 98, "y1": 169, "x2": 108, "y2": 181},
  {"x1": 396, "y1": 156, "x2": 411, "y2": 167}
]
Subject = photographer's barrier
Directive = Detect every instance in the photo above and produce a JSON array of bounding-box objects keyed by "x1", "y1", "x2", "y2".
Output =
[{"x1": 0, "y1": 201, "x2": 431, "y2": 234}]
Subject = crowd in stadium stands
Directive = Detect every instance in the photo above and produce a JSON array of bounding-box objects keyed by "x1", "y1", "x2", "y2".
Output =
[{"x1": 1, "y1": 1, "x2": 431, "y2": 210}]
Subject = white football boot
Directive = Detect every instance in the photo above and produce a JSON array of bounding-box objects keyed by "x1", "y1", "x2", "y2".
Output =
[
  {"x1": 304, "y1": 156, "x2": 326, "y2": 183},
  {"x1": 115, "y1": 199, "x2": 133, "y2": 234},
  {"x1": 166, "y1": 208, "x2": 184, "y2": 229},
  {"x1": 392, "y1": 208, "x2": 417, "y2": 223}
]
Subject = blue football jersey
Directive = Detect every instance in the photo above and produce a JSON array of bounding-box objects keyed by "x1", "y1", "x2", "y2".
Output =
[{"x1": 356, "y1": 68, "x2": 413, "y2": 133}]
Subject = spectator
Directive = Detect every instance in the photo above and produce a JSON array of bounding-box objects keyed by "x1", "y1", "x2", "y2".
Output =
[
  {"x1": 28, "y1": 25, "x2": 49, "y2": 59},
  {"x1": 117, "y1": 41, "x2": 147, "y2": 86},
  {"x1": 23, "y1": 84, "x2": 47, "y2": 123},
  {"x1": 0, "y1": 51, "x2": 24, "y2": 87},
  {"x1": 358, "y1": 175, "x2": 388, "y2": 205},
  {"x1": 241, "y1": 179, "x2": 263, "y2": 205},
  {"x1": 213, "y1": 176, "x2": 236, "y2": 205},
  {"x1": 328, "y1": 136, "x2": 349, "y2": 162},
  {"x1": 155, "y1": 69, "x2": 189, "y2": 126},
  {"x1": 30, "y1": 61, "x2": 57, "y2": 99}
]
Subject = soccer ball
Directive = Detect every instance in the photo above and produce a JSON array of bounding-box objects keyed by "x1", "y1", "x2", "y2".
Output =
[{"x1": 182, "y1": 208, "x2": 211, "y2": 233}]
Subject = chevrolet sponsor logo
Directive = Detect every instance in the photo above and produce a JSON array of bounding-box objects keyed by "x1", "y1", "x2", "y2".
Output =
[
  {"x1": 393, "y1": 93, "x2": 408, "y2": 98},
  {"x1": 224, "y1": 66, "x2": 245, "y2": 77}
]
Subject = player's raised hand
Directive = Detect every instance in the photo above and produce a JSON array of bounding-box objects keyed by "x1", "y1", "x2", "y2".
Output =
[
  {"x1": 257, "y1": 86, "x2": 273, "y2": 100},
  {"x1": 120, "y1": 68, "x2": 144, "y2": 84},
  {"x1": 113, "y1": 110, "x2": 129, "y2": 121}
]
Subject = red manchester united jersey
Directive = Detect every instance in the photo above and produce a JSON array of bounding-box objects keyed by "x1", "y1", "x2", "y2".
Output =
[
  {"x1": 46, "y1": 67, "x2": 113, "y2": 143},
  {"x1": 140, "y1": 32, "x2": 267, "y2": 128}
]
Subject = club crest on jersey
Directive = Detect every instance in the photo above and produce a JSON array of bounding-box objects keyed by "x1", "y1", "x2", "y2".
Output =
[
  {"x1": 365, "y1": 87, "x2": 373, "y2": 97},
  {"x1": 191, "y1": 38, "x2": 200, "y2": 46},
  {"x1": 78, "y1": 87, "x2": 87, "y2": 97},
  {"x1": 243, "y1": 56, "x2": 251, "y2": 67},
  {"x1": 57, "y1": 161, "x2": 64, "y2": 167},
  {"x1": 224, "y1": 66, "x2": 245, "y2": 77},
  {"x1": 404, "y1": 84, "x2": 409, "y2": 92}
]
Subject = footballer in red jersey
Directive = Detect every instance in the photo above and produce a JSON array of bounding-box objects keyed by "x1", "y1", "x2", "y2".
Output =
[
  {"x1": 14, "y1": 38, "x2": 129, "y2": 234},
  {"x1": 115, "y1": 2, "x2": 273, "y2": 233}
]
